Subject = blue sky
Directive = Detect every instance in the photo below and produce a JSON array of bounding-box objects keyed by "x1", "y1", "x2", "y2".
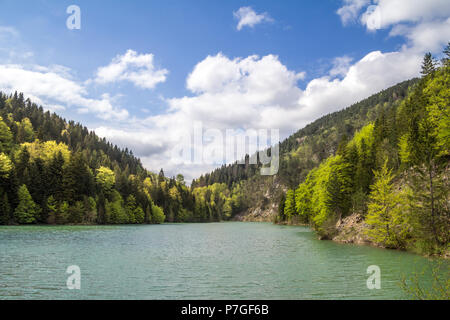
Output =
[{"x1": 0, "y1": 0, "x2": 449, "y2": 180}]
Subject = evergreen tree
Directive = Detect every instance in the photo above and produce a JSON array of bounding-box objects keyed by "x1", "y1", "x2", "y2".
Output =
[
  {"x1": 0, "y1": 192, "x2": 11, "y2": 224},
  {"x1": 14, "y1": 185, "x2": 41, "y2": 224},
  {"x1": 283, "y1": 189, "x2": 295, "y2": 221},
  {"x1": 46, "y1": 195, "x2": 58, "y2": 225},
  {"x1": 126, "y1": 195, "x2": 138, "y2": 224},
  {"x1": 421, "y1": 53, "x2": 436, "y2": 77},
  {"x1": 0, "y1": 117, "x2": 13, "y2": 153},
  {"x1": 442, "y1": 42, "x2": 450, "y2": 66},
  {"x1": 325, "y1": 163, "x2": 352, "y2": 220}
]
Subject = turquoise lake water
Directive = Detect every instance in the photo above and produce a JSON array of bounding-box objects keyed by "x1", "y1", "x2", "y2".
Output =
[{"x1": 0, "y1": 222, "x2": 445, "y2": 299}]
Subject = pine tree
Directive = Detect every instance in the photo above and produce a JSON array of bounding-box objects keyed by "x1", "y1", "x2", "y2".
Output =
[
  {"x1": 46, "y1": 195, "x2": 58, "y2": 224},
  {"x1": 401, "y1": 71, "x2": 449, "y2": 248},
  {"x1": 126, "y1": 195, "x2": 138, "y2": 224},
  {"x1": 325, "y1": 163, "x2": 352, "y2": 220},
  {"x1": 0, "y1": 117, "x2": 13, "y2": 153},
  {"x1": 145, "y1": 205, "x2": 152, "y2": 224},
  {"x1": 14, "y1": 185, "x2": 41, "y2": 224},
  {"x1": 283, "y1": 189, "x2": 296, "y2": 221},
  {"x1": 0, "y1": 192, "x2": 11, "y2": 224},
  {"x1": 442, "y1": 42, "x2": 450, "y2": 66},
  {"x1": 421, "y1": 53, "x2": 436, "y2": 77}
]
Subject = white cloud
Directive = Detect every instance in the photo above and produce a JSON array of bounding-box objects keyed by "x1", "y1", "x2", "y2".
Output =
[
  {"x1": 95, "y1": 48, "x2": 422, "y2": 181},
  {"x1": 0, "y1": 64, "x2": 128, "y2": 120},
  {"x1": 68, "y1": 2, "x2": 450, "y2": 179},
  {"x1": 337, "y1": 0, "x2": 370, "y2": 25},
  {"x1": 360, "y1": 0, "x2": 450, "y2": 30},
  {"x1": 390, "y1": 18, "x2": 450, "y2": 53},
  {"x1": 233, "y1": 7, "x2": 273, "y2": 31},
  {"x1": 95, "y1": 49, "x2": 168, "y2": 89},
  {"x1": 329, "y1": 56, "x2": 354, "y2": 77},
  {"x1": 0, "y1": 26, "x2": 19, "y2": 38}
]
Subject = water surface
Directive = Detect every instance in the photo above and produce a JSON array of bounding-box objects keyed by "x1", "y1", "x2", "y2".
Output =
[{"x1": 0, "y1": 222, "x2": 444, "y2": 299}]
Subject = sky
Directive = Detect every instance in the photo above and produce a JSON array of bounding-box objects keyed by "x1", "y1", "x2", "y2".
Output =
[{"x1": 0, "y1": 0, "x2": 449, "y2": 181}]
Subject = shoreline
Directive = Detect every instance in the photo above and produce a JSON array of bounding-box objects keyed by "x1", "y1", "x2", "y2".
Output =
[{"x1": 2, "y1": 219, "x2": 448, "y2": 259}]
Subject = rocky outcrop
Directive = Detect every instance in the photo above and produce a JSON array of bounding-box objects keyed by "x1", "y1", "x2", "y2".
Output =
[
  {"x1": 234, "y1": 205, "x2": 276, "y2": 222},
  {"x1": 332, "y1": 213, "x2": 372, "y2": 245}
]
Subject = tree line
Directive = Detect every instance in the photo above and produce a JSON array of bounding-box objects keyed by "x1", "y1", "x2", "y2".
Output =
[
  {"x1": 278, "y1": 47, "x2": 450, "y2": 256},
  {"x1": 0, "y1": 93, "x2": 245, "y2": 225}
]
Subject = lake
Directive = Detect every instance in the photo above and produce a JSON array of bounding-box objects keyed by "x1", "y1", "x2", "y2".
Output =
[{"x1": 0, "y1": 222, "x2": 444, "y2": 299}]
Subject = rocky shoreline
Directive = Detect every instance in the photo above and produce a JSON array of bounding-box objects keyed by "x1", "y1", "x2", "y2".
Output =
[{"x1": 234, "y1": 211, "x2": 449, "y2": 259}]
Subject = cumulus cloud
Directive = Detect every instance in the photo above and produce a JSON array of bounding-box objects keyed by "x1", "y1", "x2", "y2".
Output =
[
  {"x1": 233, "y1": 7, "x2": 273, "y2": 31},
  {"x1": 0, "y1": 64, "x2": 129, "y2": 120},
  {"x1": 337, "y1": 0, "x2": 370, "y2": 25},
  {"x1": 390, "y1": 18, "x2": 450, "y2": 53},
  {"x1": 95, "y1": 49, "x2": 168, "y2": 89},
  {"x1": 360, "y1": 0, "x2": 450, "y2": 30},
  {"x1": 95, "y1": 48, "x2": 422, "y2": 181},
  {"x1": 329, "y1": 56, "x2": 354, "y2": 77}
]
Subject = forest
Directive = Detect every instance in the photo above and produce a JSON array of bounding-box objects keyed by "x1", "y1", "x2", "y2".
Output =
[
  {"x1": 0, "y1": 44, "x2": 448, "y2": 258},
  {"x1": 277, "y1": 48, "x2": 449, "y2": 255},
  {"x1": 0, "y1": 93, "x2": 245, "y2": 225}
]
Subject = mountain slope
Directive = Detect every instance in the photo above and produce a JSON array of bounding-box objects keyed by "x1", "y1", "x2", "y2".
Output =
[{"x1": 192, "y1": 78, "x2": 418, "y2": 221}]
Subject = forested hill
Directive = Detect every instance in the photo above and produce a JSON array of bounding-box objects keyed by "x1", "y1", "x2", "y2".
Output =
[
  {"x1": 192, "y1": 78, "x2": 417, "y2": 190},
  {"x1": 190, "y1": 77, "x2": 419, "y2": 224},
  {"x1": 0, "y1": 91, "x2": 249, "y2": 225},
  {"x1": 0, "y1": 93, "x2": 165, "y2": 225},
  {"x1": 278, "y1": 52, "x2": 449, "y2": 256},
  {"x1": 191, "y1": 47, "x2": 449, "y2": 258}
]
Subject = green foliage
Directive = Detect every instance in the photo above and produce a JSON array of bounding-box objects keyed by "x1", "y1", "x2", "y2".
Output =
[
  {"x1": 105, "y1": 190, "x2": 127, "y2": 224},
  {"x1": 68, "y1": 201, "x2": 84, "y2": 224},
  {"x1": 0, "y1": 90, "x2": 207, "y2": 225},
  {"x1": 283, "y1": 189, "x2": 295, "y2": 221},
  {"x1": 96, "y1": 166, "x2": 115, "y2": 194},
  {"x1": 126, "y1": 195, "x2": 141, "y2": 224},
  {"x1": 14, "y1": 185, "x2": 40, "y2": 224},
  {"x1": 275, "y1": 51, "x2": 449, "y2": 254},
  {"x1": 0, "y1": 192, "x2": 11, "y2": 224},
  {"x1": 0, "y1": 153, "x2": 13, "y2": 178},
  {"x1": 151, "y1": 203, "x2": 165, "y2": 224},
  {"x1": 365, "y1": 161, "x2": 411, "y2": 249},
  {"x1": 398, "y1": 60, "x2": 450, "y2": 251},
  {"x1": 400, "y1": 262, "x2": 450, "y2": 300},
  {"x1": 421, "y1": 53, "x2": 436, "y2": 77},
  {"x1": 83, "y1": 197, "x2": 97, "y2": 223},
  {"x1": 58, "y1": 201, "x2": 69, "y2": 224},
  {"x1": 18, "y1": 140, "x2": 71, "y2": 164},
  {"x1": 0, "y1": 116, "x2": 13, "y2": 153},
  {"x1": 16, "y1": 118, "x2": 34, "y2": 143},
  {"x1": 46, "y1": 195, "x2": 58, "y2": 224}
]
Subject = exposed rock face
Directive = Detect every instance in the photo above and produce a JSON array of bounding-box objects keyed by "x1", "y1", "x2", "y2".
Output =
[
  {"x1": 332, "y1": 213, "x2": 372, "y2": 245},
  {"x1": 234, "y1": 205, "x2": 276, "y2": 222}
]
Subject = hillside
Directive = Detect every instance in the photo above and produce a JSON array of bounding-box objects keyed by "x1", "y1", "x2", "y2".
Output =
[
  {"x1": 0, "y1": 93, "x2": 246, "y2": 225},
  {"x1": 194, "y1": 50, "x2": 450, "y2": 256},
  {"x1": 280, "y1": 55, "x2": 449, "y2": 256},
  {"x1": 192, "y1": 78, "x2": 417, "y2": 221}
]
